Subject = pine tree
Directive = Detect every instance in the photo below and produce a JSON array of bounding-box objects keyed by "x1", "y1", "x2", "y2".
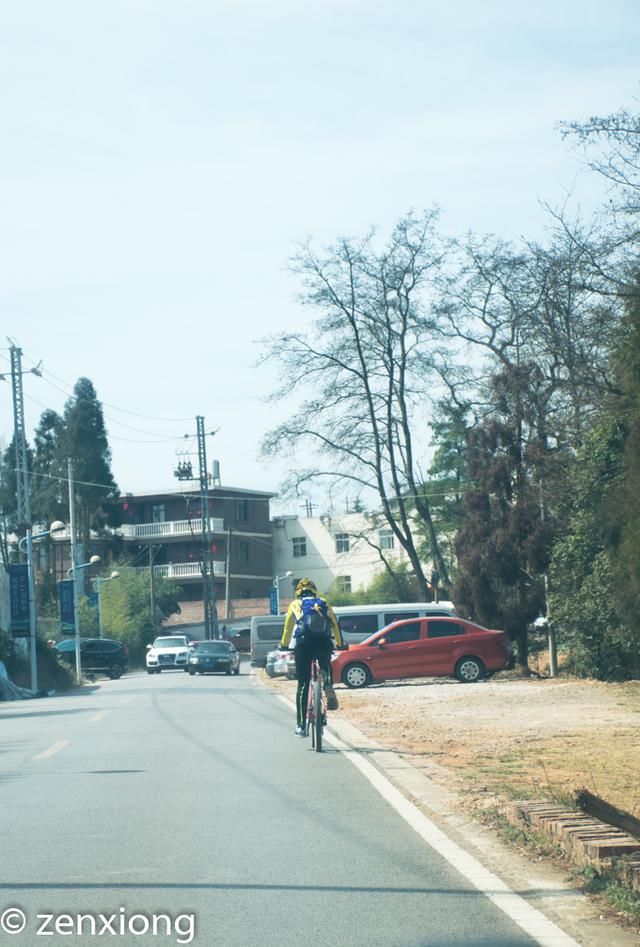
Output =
[
  {"x1": 452, "y1": 368, "x2": 551, "y2": 668},
  {"x1": 31, "y1": 409, "x2": 66, "y2": 526},
  {"x1": 58, "y1": 378, "x2": 120, "y2": 549}
]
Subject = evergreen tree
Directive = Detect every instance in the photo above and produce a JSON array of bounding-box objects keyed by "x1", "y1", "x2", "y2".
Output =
[
  {"x1": 452, "y1": 368, "x2": 551, "y2": 668},
  {"x1": 549, "y1": 415, "x2": 634, "y2": 679},
  {"x1": 421, "y1": 400, "x2": 471, "y2": 580},
  {"x1": 607, "y1": 285, "x2": 640, "y2": 629},
  {"x1": 58, "y1": 378, "x2": 120, "y2": 548},
  {"x1": 0, "y1": 433, "x2": 32, "y2": 531},
  {"x1": 31, "y1": 409, "x2": 66, "y2": 526}
]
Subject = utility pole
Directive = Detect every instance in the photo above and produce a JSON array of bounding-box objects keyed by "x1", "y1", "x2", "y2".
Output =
[
  {"x1": 173, "y1": 417, "x2": 219, "y2": 639},
  {"x1": 68, "y1": 459, "x2": 82, "y2": 684},
  {"x1": 7, "y1": 343, "x2": 42, "y2": 690},
  {"x1": 149, "y1": 545, "x2": 157, "y2": 628},
  {"x1": 9, "y1": 345, "x2": 32, "y2": 531},
  {"x1": 225, "y1": 527, "x2": 232, "y2": 623},
  {"x1": 196, "y1": 416, "x2": 218, "y2": 639}
]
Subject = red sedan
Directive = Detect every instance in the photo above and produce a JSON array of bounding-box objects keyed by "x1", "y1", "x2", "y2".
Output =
[{"x1": 331, "y1": 616, "x2": 511, "y2": 688}]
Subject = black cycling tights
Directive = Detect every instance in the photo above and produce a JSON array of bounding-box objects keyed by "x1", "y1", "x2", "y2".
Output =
[{"x1": 294, "y1": 638, "x2": 334, "y2": 728}]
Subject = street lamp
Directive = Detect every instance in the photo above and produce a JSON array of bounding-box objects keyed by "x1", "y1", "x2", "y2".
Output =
[
  {"x1": 18, "y1": 520, "x2": 66, "y2": 692},
  {"x1": 273, "y1": 571, "x2": 293, "y2": 615},
  {"x1": 67, "y1": 555, "x2": 101, "y2": 683},
  {"x1": 93, "y1": 571, "x2": 120, "y2": 638}
]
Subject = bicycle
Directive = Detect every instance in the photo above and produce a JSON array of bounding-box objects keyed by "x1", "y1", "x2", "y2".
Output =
[{"x1": 306, "y1": 656, "x2": 327, "y2": 752}]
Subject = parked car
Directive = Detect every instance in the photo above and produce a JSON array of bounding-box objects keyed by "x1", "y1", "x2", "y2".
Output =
[
  {"x1": 146, "y1": 635, "x2": 193, "y2": 673},
  {"x1": 265, "y1": 649, "x2": 296, "y2": 679},
  {"x1": 331, "y1": 617, "x2": 511, "y2": 688},
  {"x1": 188, "y1": 640, "x2": 240, "y2": 676},
  {"x1": 227, "y1": 626, "x2": 250, "y2": 653},
  {"x1": 55, "y1": 637, "x2": 128, "y2": 680},
  {"x1": 250, "y1": 602, "x2": 457, "y2": 667}
]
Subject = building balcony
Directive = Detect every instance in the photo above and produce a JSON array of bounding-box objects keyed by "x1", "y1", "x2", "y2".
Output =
[
  {"x1": 119, "y1": 517, "x2": 225, "y2": 542},
  {"x1": 137, "y1": 561, "x2": 226, "y2": 580}
]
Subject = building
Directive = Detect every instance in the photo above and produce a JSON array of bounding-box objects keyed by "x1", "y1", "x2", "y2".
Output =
[
  {"x1": 119, "y1": 482, "x2": 275, "y2": 609},
  {"x1": 271, "y1": 511, "x2": 417, "y2": 599}
]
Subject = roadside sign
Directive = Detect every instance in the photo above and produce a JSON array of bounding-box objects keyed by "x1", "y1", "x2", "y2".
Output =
[
  {"x1": 58, "y1": 579, "x2": 75, "y2": 635},
  {"x1": 269, "y1": 586, "x2": 278, "y2": 616},
  {"x1": 9, "y1": 564, "x2": 29, "y2": 638}
]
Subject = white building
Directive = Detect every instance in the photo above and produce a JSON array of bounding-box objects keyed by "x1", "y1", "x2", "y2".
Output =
[{"x1": 271, "y1": 512, "x2": 416, "y2": 598}]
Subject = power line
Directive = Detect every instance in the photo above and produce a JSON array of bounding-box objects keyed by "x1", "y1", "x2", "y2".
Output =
[
  {"x1": 18, "y1": 391, "x2": 182, "y2": 445},
  {"x1": 30, "y1": 370, "x2": 192, "y2": 438},
  {"x1": 20, "y1": 356, "x2": 194, "y2": 422}
]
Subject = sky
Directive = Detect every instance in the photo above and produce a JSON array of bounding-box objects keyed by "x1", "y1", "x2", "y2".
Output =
[{"x1": 1, "y1": 0, "x2": 638, "y2": 515}]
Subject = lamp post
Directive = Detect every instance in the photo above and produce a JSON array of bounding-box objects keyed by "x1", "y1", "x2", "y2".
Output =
[
  {"x1": 273, "y1": 571, "x2": 292, "y2": 615},
  {"x1": 18, "y1": 520, "x2": 66, "y2": 692},
  {"x1": 67, "y1": 555, "x2": 101, "y2": 683},
  {"x1": 93, "y1": 572, "x2": 120, "y2": 638}
]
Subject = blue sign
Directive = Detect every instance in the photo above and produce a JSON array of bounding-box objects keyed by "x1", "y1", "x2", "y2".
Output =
[
  {"x1": 58, "y1": 580, "x2": 75, "y2": 635},
  {"x1": 269, "y1": 586, "x2": 279, "y2": 616},
  {"x1": 87, "y1": 590, "x2": 98, "y2": 608},
  {"x1": 9, "y1": 564, "x2": 30, "y2": 638}
]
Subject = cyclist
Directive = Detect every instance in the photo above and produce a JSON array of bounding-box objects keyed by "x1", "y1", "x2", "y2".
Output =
[{"x1": 279, "y1": 577, "x2": 346, "y2": 735}]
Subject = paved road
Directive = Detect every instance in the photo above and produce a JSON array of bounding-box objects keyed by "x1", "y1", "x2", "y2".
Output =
[{"x1": 0, "y1": 666, "x2": 565, "y2": 946}]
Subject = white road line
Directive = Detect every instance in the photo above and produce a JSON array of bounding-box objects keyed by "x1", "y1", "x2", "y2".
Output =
[
  {"x1": 88, "y1": 711, "x2": 108, "y2": 723},
  {"x1": 33, "y1": 740, "x2": 70, "y2": 760},
  {"x1": 276, "y1": 694, "x2": 581, "y2": 947}
]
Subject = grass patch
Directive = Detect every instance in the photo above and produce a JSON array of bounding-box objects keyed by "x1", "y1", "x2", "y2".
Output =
[
  {"x1": 478, "y1": 807, "x2": 567, "y2": 859},
  {"x1": 572, "y1": 865, "x2": 640, "y2": 923}
]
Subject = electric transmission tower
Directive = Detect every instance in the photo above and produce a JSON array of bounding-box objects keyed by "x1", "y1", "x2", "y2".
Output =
[
  {"x1": 196, "y1": 416, "x2": 218, "y2": 640},
  {"x1": 173, "y1": 417, "x2": 219, "y2": 639},
  {"x1": 8, "y1": 343, "x2": 37, "y2": 532}
]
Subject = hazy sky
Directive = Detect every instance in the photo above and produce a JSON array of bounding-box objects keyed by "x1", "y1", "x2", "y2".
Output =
[{"x1": 1, "y1": 1, "x2": 638, "y2": 513}]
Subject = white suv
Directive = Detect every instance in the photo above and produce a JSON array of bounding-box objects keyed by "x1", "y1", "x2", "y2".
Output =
[{"x1": 146, "y1": 635, "x2": 193, "y2": 673}]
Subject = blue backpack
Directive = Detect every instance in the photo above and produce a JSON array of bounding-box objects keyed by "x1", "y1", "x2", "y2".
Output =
[{"x1": 296, "y1": 596, "x2": 330, "y2": 639}]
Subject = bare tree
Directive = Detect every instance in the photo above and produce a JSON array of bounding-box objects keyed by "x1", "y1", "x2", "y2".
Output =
[{"x1": 261, "y1": 212, "x2": 451, "y2": 599}]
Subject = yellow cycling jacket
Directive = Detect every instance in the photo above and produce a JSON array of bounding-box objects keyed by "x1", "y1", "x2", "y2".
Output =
[{"x1": 279, "y1": 596, "x2": 344, "y2": 649}]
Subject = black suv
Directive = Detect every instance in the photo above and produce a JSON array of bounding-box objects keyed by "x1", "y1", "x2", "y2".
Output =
[{"x1": 55, "y1": 638, "x2": 128, "y2": 679}]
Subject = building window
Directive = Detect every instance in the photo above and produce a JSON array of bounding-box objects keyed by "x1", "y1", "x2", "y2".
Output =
[
  {"x1": 337, "y1": 575, "x2": 352, "y2": 593},
  {"x1": 152, "y1": 504, "x2": 165, "y2": 523},
  {"x1": 236, "y1": 499, "x2": 249, "y2": 522},
  {"x1": 335, "y1": 533, "x2": 350, "y2": 553},
  {"x1": 379, "y1": 528, "x2": 394, "y2": 550},
  {"x1": 238, "y1": 541, "x2": 250, "y2": 564},
  {"x1": 292, "y1": 537, "x2": 307, "y2": 558}
]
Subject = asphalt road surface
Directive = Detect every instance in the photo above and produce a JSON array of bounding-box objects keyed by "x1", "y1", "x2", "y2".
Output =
[{"x1": 0, "y1": 666, "x2": 573, "y2": 947}]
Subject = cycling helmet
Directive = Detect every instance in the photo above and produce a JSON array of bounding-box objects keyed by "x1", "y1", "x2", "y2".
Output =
[{"x1": 295, "y1": 577, "x2": 318, "y2": 597}]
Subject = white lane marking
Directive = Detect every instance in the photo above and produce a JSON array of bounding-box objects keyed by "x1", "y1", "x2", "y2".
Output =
[
  {"x1": 33, "y1": 740, "x2": 70, "y2": 760},
  {"x1": 88, "y1": 711, "x2": 108, "y2": 723},
  {"x1": 275, "y1": 694, "x2": 581, "y2": 947}
]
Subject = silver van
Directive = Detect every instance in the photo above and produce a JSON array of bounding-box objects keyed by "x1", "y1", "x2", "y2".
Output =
[
  {"x1": 250, "y1": 615, "x2": 286, "y2": 668},
  {"x1": 250, "y1": 601, "x2": 456, "y2": 667}
]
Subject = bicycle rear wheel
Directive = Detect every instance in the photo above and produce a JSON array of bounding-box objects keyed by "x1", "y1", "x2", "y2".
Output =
[
  {"x1": 313, "y1": 677, "x2": 323, "y2": 752},
  {"x1": 307, "y1": 679, "x2": 315, "y2": 748}
]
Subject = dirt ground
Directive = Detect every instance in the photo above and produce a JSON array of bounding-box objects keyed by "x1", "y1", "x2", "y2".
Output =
[{"x1": 262, "y1": 670, "x2": 640, "y2": 815}]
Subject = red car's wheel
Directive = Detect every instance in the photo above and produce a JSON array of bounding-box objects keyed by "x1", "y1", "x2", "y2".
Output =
[
  {"x1": 342, "y1": 663, "x2": 371, "y2": 689},
  {"x1": 455, "y1": 656, "x2": 484, "y2": 683}
]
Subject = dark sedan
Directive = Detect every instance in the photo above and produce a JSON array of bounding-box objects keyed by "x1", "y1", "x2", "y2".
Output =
[{"x1": 188, "y1": 640, "x2": 240, "y2": 676}]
